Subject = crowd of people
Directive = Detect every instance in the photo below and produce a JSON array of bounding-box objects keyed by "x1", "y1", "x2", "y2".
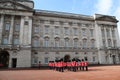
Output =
[{"x1": 48, "y1": 58, "x2": 88, "y2": 72}]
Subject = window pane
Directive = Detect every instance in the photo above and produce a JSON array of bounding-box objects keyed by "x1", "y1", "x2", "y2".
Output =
[
  {"x1": 3, "y1": 38, "x2": 8, "y2": 45},
  {"x1": 74, "y1": 28, "x2": 78, "y2": 36},
  {"x1": 55, "y1": 27, "x2": 59, "y2": 35},
  {"x1": 34, "y1": 57, "x2": 38, "y2": 64},
  {"x1": 90, "y1": 29, "x2": 94, "y2": 37},
  {"x1": 34, "y1": 27, "x2": 39, "y2": 33},
  {"x1": 74, "y1": 40, "x2": 78, "y2": 48},
  {"x1": 64, "y1": 27, "x2": 69, "y2": 35},
  {"x1": 15, "y1": 24, "x2": 20, "y2": 32},
  {"x1": 33, "y1": 39, "x2": 39, "y2": 47},
  {"x1": 45, "y1": 26, "x2": 49, "y2": 34},
  {"x1": 82, "y1": 29, "x2": 86, "y2": 36},
  {"x1": 45, "y1": 57, "x2": 49, "y2": 63},
  {"x1": 55, "y1": 40, "x2": 59, "y2": 47},
  {"x1": 65, "y1": 39, "x2": 69, "y2": 47},
  {"x1": 5, "y1": 23, "x2": 10, "y2": 31},
  {"x1": 44, "y1": 40, "x2": 49, "y2": 47},
  {"x1": 14, "y1": 38, "x2": 19, "y2": 45}
]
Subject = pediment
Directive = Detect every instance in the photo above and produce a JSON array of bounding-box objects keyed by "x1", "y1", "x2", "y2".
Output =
[
  {"x1": 0, "y1": 1, "x2": 33, "y2": 11},
  {"x1": 96, "y1": 16, "x2": 118, "y2": 23}
]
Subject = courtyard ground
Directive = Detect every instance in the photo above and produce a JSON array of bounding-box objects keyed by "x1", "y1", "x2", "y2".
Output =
[{"x1": 0, "y1": 66, "x2": 120, "y2": 80}]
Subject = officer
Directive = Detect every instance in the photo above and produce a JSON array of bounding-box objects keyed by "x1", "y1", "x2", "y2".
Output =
[{"x1": 84, "y1": 59, "x2": 88, "y2": 71}]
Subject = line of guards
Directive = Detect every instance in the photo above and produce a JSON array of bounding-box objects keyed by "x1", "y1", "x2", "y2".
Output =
[{"x1": 48, "y1": 59, "x2": 88, "y2": 72}]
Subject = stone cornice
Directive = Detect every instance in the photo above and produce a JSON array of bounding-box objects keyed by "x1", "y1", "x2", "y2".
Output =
[
  {"x1": 0, "y1": 0, "x2": 34, "y2": 11},
  {"x1": 34, "y1": 10, "x2": 94, "y2": 21}
]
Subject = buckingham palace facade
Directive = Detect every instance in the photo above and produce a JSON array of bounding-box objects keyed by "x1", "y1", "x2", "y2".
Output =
[{"x1": 0, "y1": 0, "x2": 120, "y2": 68}]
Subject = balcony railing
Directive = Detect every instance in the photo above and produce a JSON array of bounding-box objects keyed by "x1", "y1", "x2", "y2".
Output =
[
  {"x1": 0, "y1": 44, "x2": 20, "y2": 50},
  {"x1": 31, "y1": 47, "x2": 98, "y2": 51}
]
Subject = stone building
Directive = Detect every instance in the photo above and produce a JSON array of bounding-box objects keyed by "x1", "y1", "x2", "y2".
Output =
[{"x1": 0, "y1": 0, "x2": 120, "y2": 68}]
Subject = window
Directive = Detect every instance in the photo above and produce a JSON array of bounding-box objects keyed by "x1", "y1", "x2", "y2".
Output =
[
  {"x1": 84, "y1": 57, "x2": 88, "y2": 61},
  {"x1": 118, "y1": 54, "x2": 120, "y2": 62},
  {"x1": 73, "y1": 28, "x2": 78, "y2": 36},
  {"x1": 83, "y1": 39, "x2": 87, "y2": 48},
  {"x1": 103, "y1": 40, "x2": 106, "y2": 47},
  {"x1": 44, "y1": 39, "x2": 49, "y2": 47},
  {"x1": 13, "y1": 38, "x2": 19, "y2": 45},
  {"x1": 82, "y1": 29, "x2": 86, "y2": 36},
  {"x1": 93, "y1": 56, "x2": 96, "y2": 62},
  {"x1": 90, "y1": 29, "x2": 94, "y2": 37},
  {"x1": 108, "y1": 39, "x2": 112, "y2": 47},
  {"x1": 3, "y1": 38, "x2": 8, "y2": 45},
  {"x1": 112, "y1": 30, "x2": 115, "y2": 38},
  {"x1": 15, "y1": 24, "x2": 20, "y2": 32},
  {"x1": 92, "y1": 52, "x2": 95, "y2": 55},
  {"x1": 33, "y1": 39, "x2": 39, "y2": 47},
  {"x1": 34, "y1": 26, "x2": 39, "y2": 33},
  {"x1": 64, "y1": 27, "x2": 69, "y2": 35},
  {"x1": 24, "y1": 21, "x2": 28, "y2": 25},
  {"x1": 33, "y1": 57, "x2": 38, "y2": 64},
  {"x1": 64, "y1": 39, "x2": 69, "y2": 47},
  {"x1": 55, "y1": 26, "x2": 59, "y2": 35},
  {"x1": 113, "y1": 40, "x2": 116, "y2": 47},
  {"x1": 44, "y1": 57, "x2": 49, "y2": 63},
  {"x1": 55, "y1": 40, "x2": 59, "y2": 47},
  {"x1": 74, "y1": 39, "x2": 78, "y2": 48},
  {"x1": 91, "y1": 40, "x2": 95, "y2": 48},
  {"x1": 5, "y1": 23, "x2": 10, "y2": 31},
  {"x1": 101, "y1": 29, "x2": 105, "y2": 37},
  {"x1": 45, "y1": 25, "x2": 49, "y2": 34},
  {"x1": 106, "y1": 29, "x2": 110, "y2": 37}
]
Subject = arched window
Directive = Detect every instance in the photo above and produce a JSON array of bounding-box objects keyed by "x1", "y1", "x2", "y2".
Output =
[
  {"x1": 91, "y1": 39, "x2": 95, "y2": 48},
  {"x1": 108, "y1": 39, "x2": 111, "y2": 47},
  {"x1": 74, "y1": 39, "x2": 78, "y2": 48},
  {"x1": 54, "y1": 38, "x2": 60, "y2": 47},
  {"x1": 33, "y1": 39, "x2": 39, "y2": 47},
  {"x1": 44, "y1": 37, "x2": 49, "y2": 47},
  {"x1": 64, "y1": 38, "x2": 69, "y2": 47},
  {"x1": 82, "y1": 39, "x2": 87, "y2": 48}
]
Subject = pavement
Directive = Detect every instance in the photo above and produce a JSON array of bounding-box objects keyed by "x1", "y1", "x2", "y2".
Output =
[{"x1": 0, "y1": 66, "x2": 120, "y2": 80}]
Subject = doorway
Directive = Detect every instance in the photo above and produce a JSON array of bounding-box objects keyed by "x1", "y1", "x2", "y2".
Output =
[
  {"x1": 112, "y1": 55, "x2": 116, "y2": 64},
  {"x1": 0, "y1": 50, "x2": 9, "y2": 68},
  {"x1": 12, "y1": 58, "x2": 17, "y2": 68}
]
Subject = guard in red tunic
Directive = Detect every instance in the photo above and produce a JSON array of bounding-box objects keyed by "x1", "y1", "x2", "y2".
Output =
[
  {"x1": 48, "y1": 61, "x2": 51, "y2": 69},
  {"x1": 81, "y1": 59, "x2": 85, "y2": 71},
  {"x1": 79, "y1": 59, "x2": 82, "y2": 71},
  {"x1": 72, "y1": 59, "x2": 76, "y2": 72},
  {"x1": 84, "y1": 59, "x2": 88, "y2": 71},
  {"x1": 76, "y1": 60, "x2": 79, "y2": 71}
]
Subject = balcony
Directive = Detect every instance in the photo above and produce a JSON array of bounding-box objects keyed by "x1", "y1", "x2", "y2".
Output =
[
  {"x1": 31, "y1": 47, "x2": 98, "y2": 52},
  {"x1": 0, "y1": 44, "x2": 20, "y2": 50},
  {"x1": 0, "y1": 44, "x2": 12, "y2": 50}
]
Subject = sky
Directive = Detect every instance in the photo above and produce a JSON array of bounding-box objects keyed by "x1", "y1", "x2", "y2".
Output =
[{"x1": 33, "y1": 0, "x2": 120, "y2": 36}]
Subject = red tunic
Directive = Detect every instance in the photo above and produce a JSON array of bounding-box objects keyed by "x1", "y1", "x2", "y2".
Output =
[
  {"x1": 81, "y1": 61, "x2": 85, "y2": 66},
  {"x1": 84, "y1": 61, "x2": 88, "y2": 66}
]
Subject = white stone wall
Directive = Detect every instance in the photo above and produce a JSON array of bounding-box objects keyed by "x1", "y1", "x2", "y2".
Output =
[{"x1": 9, "y1": 50, "x2": 31, "y2": 68}]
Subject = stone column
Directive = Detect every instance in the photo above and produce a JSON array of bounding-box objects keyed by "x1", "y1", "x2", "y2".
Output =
[
  {"x1": 8, "y1": 16, "x2": 14, "y2": 45},
  {"x1": 110, "y1": 28, "x2": 113, "y2": 47},
  {"x1": 19, "y1": 16, "x2": 24, "y2": 45},
  {"x1": 115, "y1": 27, "x2": 120, "y2": 47},
  {"x1": 0, "y1": 15, "x2": 4, "y2": 44},
  {"x1": 104, "y1": 27, "x2": 108, "y2": 47}
]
